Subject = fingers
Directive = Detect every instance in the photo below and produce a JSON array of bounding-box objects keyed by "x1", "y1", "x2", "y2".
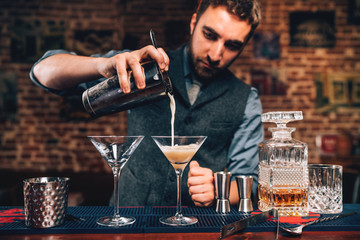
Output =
[
  {"x1": 135, "y1": 45, "x2": 169, "y2": 71},
  {"x1": 126, "y1": 57, "x2": 145, "y2": 90},
  {"x1": 188, "y1": 174, "x2": 213, "y2": 186},
  {"x1": 189, "y1": 185, "x2": 215, "y2": 207},
  {"x1": 116, "y1": 51, "x2": 145, "y2": 93},
  {"x1": 187, "y1": 161, "x2": 215, "y2": 207},
  {"x1": 157, "y1": 48, "x2": 169, "y2": 71},
  {"x1": 188, "y1": 184, "x2": 214, "y2": 196},
  {"x1": 189, "y1": 161, "x2": 211, "y2": 178},
  {"x1": 192, "y1": 193, "x2": 214, "y2": 207},
  {"x1": 132, "y1": 46, "x2": 168, "y2": 90},
  {"x1": 188, "y1": 161, "x2": 199, "y2": 177},
  {"x1": 100, "y1": 45, "x2": 170, "y2": 93},
  {"x1": 190, "y1": 160, "x2": 200, "y2": 168},
  {"x1": 115, "y1": 53, "x2": 131, "y2": 93},
  {"x1": 122, "y1": 46, "x2": 169, "y2": 92}
]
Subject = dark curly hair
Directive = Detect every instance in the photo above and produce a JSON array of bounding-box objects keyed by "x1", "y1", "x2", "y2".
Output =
[{"x1": 195, "y1": 0, "x2": 261, "y2": 42}]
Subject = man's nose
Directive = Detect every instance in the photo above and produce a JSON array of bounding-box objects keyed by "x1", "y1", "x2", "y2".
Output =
[{"x1": 208, "y1": 42, "x2": 224, "y2": 63}]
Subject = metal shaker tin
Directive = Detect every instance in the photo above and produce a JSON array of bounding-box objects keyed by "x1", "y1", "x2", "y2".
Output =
[
  {"x1": 82, "y1": 61, "x2": 173, "y2": 118},
  {"x1": 23, "y1": 177, "x2": 69, "y2": 228}
]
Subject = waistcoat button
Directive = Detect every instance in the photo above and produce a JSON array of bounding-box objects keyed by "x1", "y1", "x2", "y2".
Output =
[{"x1": 169, "y1": 175, "x2": 176, "y2": 182}]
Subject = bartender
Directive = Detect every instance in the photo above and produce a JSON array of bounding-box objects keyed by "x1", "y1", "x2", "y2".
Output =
[{"x1": 30, "y1": 0, "x2": 263, "y2": 207}]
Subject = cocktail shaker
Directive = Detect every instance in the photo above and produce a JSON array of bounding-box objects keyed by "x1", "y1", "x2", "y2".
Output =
[
  {"x1": 82, "y1": 61, "x2": 173, "y2": 118},
  {"x1": 236, "y1": 175, "x2": 253, "y2": 212},
  {"x1": 214, "y1": 171, "x2": 232, "y2": 213}
]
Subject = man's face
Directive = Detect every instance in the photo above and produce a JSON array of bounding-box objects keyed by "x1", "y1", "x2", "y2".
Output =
[{"x1": 188, "y1": 5, "x2": 252, "y2": 80}]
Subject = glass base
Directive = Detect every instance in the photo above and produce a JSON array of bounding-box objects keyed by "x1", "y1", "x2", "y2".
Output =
[
  {"x1": 160, "y1": 215, "x2": 198, "y2": 226},
  {"x1": 96, "y1": 216, "x2": 136, "y2": 227}
]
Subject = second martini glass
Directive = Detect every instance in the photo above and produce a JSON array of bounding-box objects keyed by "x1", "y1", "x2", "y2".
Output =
[
  {"x1": 152, "y1": 136, "x2": 207, "y2": 226},
  {"x1": 88, "y1": 135, "x2": 144, "y2": 227}
]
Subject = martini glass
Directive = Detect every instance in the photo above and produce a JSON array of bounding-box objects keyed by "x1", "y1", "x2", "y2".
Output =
[
  {"x1": 152, "y1": 136, "x2": 207, "y2": 226},
  {"x1": 88, "y1": 136, "x2": 144, "y2": 227}
]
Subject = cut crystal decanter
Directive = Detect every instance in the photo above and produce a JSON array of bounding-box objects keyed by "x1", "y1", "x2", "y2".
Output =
[{"x1": 258, "y1": 111, "x2": 309, "y2": 216}]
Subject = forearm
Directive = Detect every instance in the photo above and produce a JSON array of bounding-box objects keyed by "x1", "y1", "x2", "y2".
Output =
[{"x1": 33, "y1": 54, "x2": 104, "y2": 90}]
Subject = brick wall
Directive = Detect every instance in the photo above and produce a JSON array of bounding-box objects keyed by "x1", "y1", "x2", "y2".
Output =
[{"x1": 0, "y1": 0, "x2": 359, "y2": 174}]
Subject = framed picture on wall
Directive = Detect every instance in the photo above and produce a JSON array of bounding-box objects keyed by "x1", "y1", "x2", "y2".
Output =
[
  {"x1": 329, "y1": 80, "x2": 348, "y2": 104},
  {"x1": 315, "y1": 72, "x2": 360, "y2": 112},
  {"x1": 250, "y1": 67, "x2": 287, "y2": 96},
  {"x1": 10, "y1": 19, "x2": 65, "y2": 63},
  {"x1": 0, "y1": 71, "x2": 17, "y2": 121},
  {"x1": 316, "y1": 134, "x2": 338, "y2": 156},
  {"x1": 73, "y1": 30, "x2": 114, "y2": 56},
  {"x1": 348, "y1": 0, "x2": 360, "y2": 25},
  {"x1": 253, "y1": 32, "x2": 280, "y2": 60},
  {"x1": 352, "y1": 77, "x2": 360, "y2": 103},
  {"x1": 290, "y1": 11, "x2": 336, "y2": 48}
]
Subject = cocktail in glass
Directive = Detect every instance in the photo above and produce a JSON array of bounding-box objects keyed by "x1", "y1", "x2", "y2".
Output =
[
  {"x1": 152, "y1": 136, "x2": 207, "y2": 226},
  {"x1": 88, "y1": 136, "x2": 144, "y2": 227}
]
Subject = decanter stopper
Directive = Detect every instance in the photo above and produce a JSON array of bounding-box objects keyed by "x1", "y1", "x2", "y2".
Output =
[{"x1": 262, "y1": 111, "x2": 303, "y2": 128}]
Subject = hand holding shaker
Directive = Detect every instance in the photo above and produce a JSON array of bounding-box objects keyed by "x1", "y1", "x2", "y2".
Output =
[
  {"x1": 82, "y1": 61, "x2": 173, "y2": 118},
  {"x1": 214, "y1": 171, "x2": 232, "y2": 213},
  {"x1": 82, "y1": 30, "x2": 173, "y2": 118},
  {"x1": 236, "y1": 175, "x2": 253, "y2": 212}
]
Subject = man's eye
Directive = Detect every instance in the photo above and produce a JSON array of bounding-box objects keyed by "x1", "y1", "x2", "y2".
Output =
[
  {"x1": 203, "y1": 31, "x2": 217, "y2": 41},
  {"x1": 225, "y1": 42, "x2": 243, "y2": 51}
]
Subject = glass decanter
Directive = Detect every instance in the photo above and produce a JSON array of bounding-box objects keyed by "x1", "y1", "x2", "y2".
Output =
[{"x1": 258, "y1": 111, "x2": 309, "y2": 216}]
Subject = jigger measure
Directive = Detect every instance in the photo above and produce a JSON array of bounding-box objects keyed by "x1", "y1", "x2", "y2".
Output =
[
  {"x1": 214, "y1": 171, "x2": 232, "y2": 213},
  {"x1": 236, "y1": 175, "x2": 253, "y2": 212}
]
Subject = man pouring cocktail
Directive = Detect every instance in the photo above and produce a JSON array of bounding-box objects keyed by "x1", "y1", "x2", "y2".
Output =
[{"x1": 30, "y1": 0, "x2": 263, "y2": 208}]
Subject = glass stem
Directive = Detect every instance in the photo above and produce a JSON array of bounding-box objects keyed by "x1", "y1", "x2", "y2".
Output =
[
  {"x1": 175, "y1": 170, "x2": 183, "y2": 219},
  {"x1": 112, "y1": 167, "x2": 122, "y2": 218}
]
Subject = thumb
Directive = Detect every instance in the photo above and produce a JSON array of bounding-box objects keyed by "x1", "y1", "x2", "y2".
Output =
[
  {"x1": 190, "y1": 160, "x2": 199, "y2": 168},
  {"x1": 188, "y1": 160, "x2": 199, "y2": 178}
]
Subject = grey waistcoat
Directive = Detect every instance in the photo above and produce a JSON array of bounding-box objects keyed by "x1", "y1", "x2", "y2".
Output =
[{"x1": 119, "y1": 46, "x2": 251, "y2": 206}]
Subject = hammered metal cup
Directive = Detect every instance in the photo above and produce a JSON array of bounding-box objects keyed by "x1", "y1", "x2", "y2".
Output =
[
  {"x1": 23, "y1": 177, "x2": 69, "y2": 228},
  {"x1": 308, "y1": 164, "x2": 343, "y2": 214}
]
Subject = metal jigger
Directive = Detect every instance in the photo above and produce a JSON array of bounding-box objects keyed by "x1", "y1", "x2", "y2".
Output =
[
  {"x1": 236, "y1": 175, "x2": 253, "y2": 212},
  {"x1": 214, "y1": 171, "x2": 232, "y2": 213}
]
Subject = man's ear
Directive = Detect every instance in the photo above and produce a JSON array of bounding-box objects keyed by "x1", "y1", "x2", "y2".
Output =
[{"x1": 190, "y1": 13, "x2": 197, "y2": 34}]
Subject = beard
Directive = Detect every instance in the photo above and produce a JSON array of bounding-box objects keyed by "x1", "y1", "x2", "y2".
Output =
[
  {"x1": 187, "y1": 38, "x2": 238, "y2": 85},
  {"x1": 187, "y1": 43, "x2": 220, "y2": 83}
]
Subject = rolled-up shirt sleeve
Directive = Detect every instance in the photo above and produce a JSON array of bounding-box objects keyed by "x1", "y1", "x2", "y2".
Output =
[
  {"x1": 29, "y1": 49, "x2": 123, "y2": 96},
  {"x1": 29, "y1": 50, "x2": 79, "y2": 96},
  {"x1": 227, "y1": 87, "x2": 264, "y2": 196}
]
